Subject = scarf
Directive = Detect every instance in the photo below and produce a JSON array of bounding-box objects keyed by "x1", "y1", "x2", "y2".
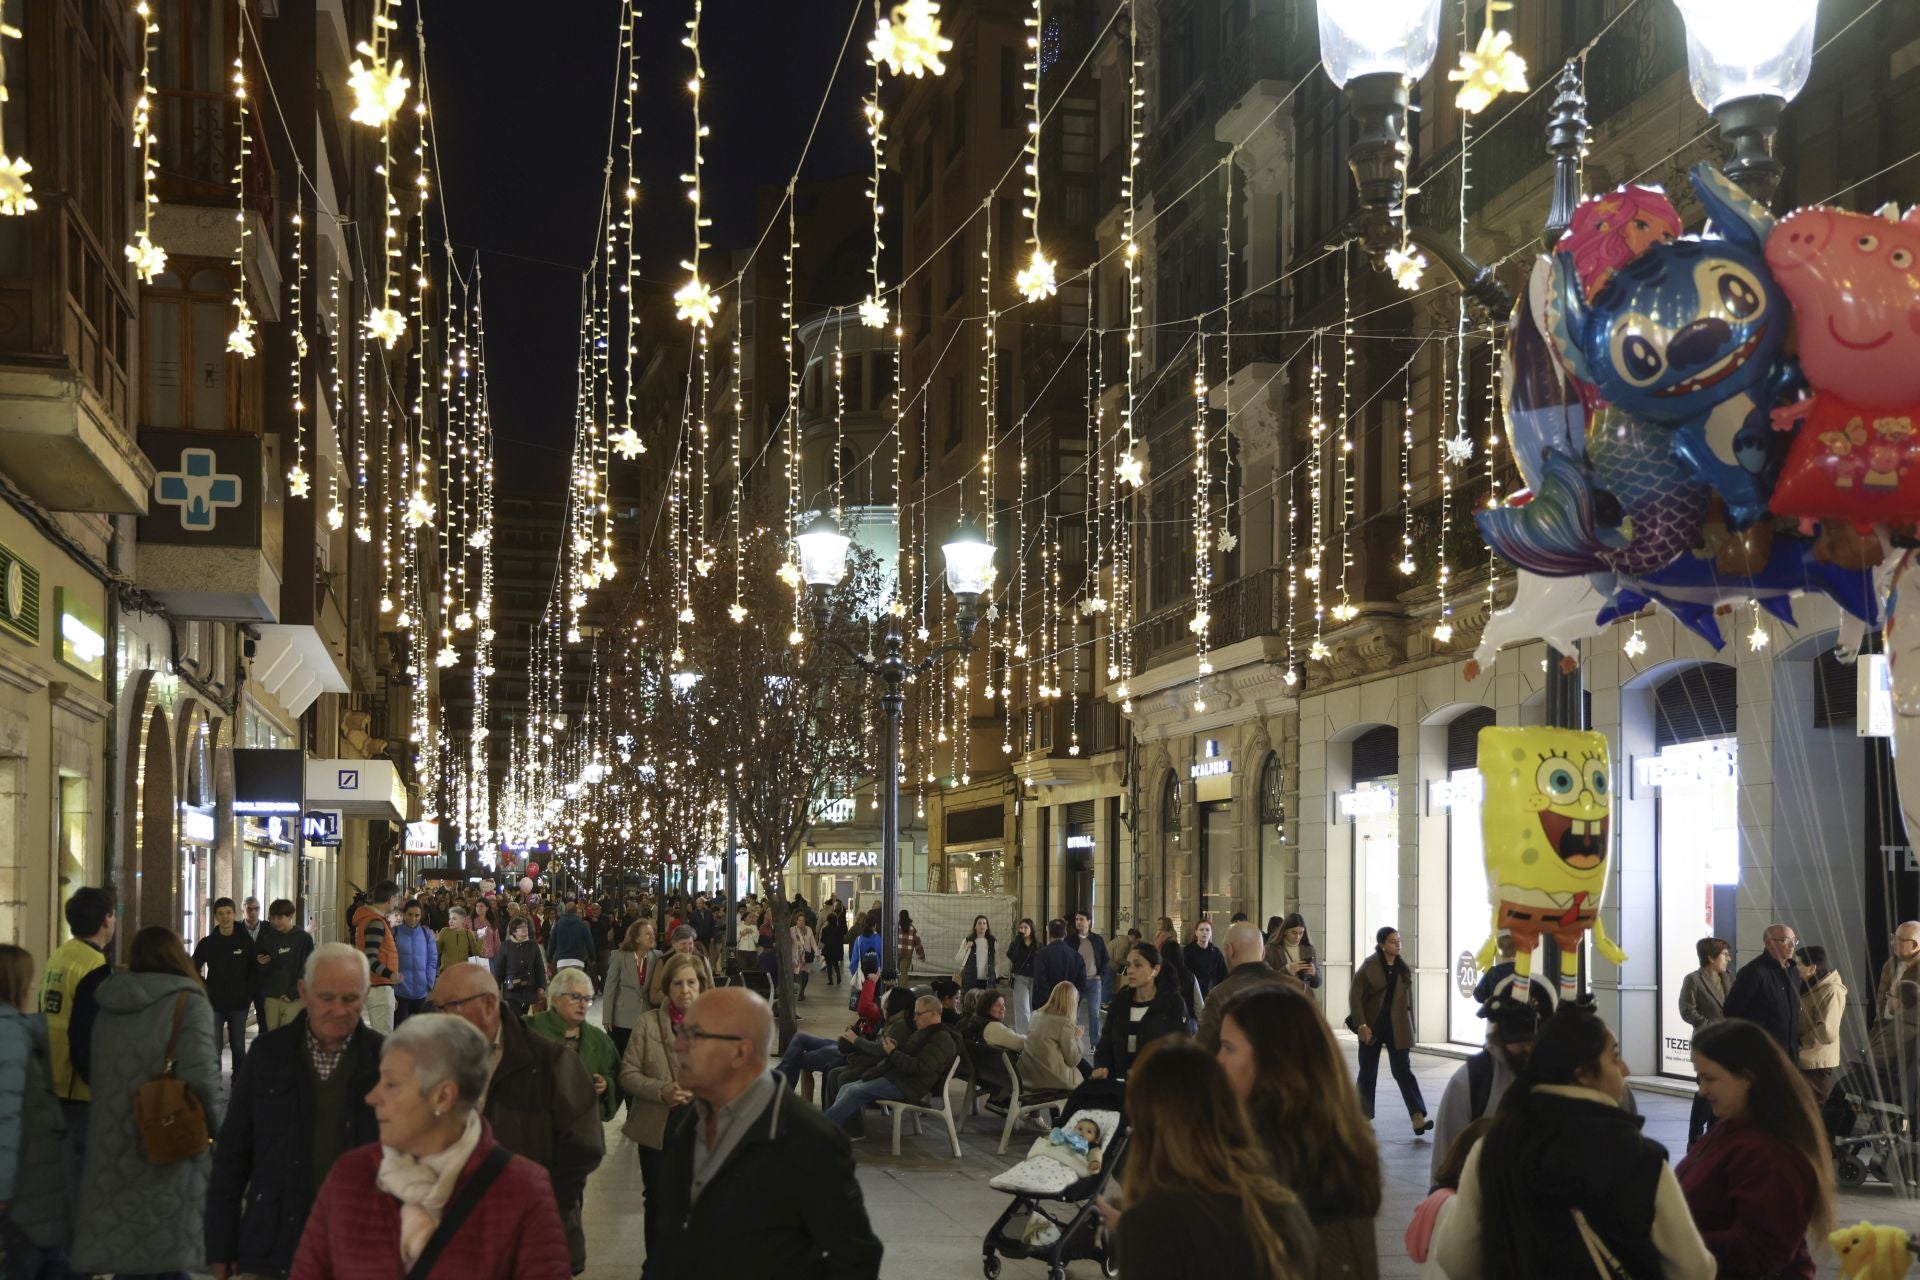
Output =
[
  {"x1": 667, "y1": 1001, "x2": 687, "y2": 1032},
  {"x1": 377, "y1": 1109, "x2": 485, "y2": 1269}
]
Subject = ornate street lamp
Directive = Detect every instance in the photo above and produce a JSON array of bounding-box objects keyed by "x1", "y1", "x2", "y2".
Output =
[
  {"x1": 799, "y1": 512, "x2": 991, "y2": 981},
  {"x1": 1313, "y1": 0, "x2": 1512, "y2": 315},
  {"x1": 1672, "y1": 0, "x2": 1819, "y2": 205}
]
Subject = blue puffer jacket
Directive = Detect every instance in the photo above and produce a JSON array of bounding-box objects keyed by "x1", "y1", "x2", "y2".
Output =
[
  {"x1": 393, "y1": 923, "x2": 439, "y2": 1000},
  {"x1": 0, "y1": 1005, "x2": 69, "y2": 1248}
]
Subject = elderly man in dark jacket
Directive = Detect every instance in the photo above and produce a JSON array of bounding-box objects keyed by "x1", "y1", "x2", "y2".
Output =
[
  {"x1": 1029, "y1": 918, "x2": 1085, "y2": 1005},
  {"x1": 823, "y1": 995, "x2": 960, "y2": 1136},
  {"x1": 429, "y1": 961, "x2": 605, "y2": 1273},
  {"x1": 1722, "y1": 922, "x2": 1804, "y2": 1059},
  {"x1": 206, "y1": 942, "x2": 381, "y2": 1279},
  {"x1": 1195, "y1": 921, "x2": 1303, "y2": 1050},
  {"x1": 646, "y1": 988, "x2": 880, "y2": 1279}
]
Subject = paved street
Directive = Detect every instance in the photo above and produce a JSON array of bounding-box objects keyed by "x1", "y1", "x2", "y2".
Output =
[{"x1": 579, "y1": 986, "x2": 1909, "y2": 1278}]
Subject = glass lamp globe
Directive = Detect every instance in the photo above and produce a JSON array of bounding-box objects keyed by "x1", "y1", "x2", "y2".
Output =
[
  {"x1": 1672, "y1": 0, "x2": 1818, "y2": 112},
  {"x1": 941, "y1": 519, "x2": 996, "y2": 600},
  {"x1": 1314, "y1": 0, "x2": 1444, "y2": 88},
  {"x1": 794, "y1": 511, "x2": 852, "y2": 588}
]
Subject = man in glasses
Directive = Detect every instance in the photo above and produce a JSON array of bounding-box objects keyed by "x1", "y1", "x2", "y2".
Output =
[
  {"x1": 1723, "y1": 922, "x2": 1805, "y2": 1059},
  {"x1": 643, "y1": 987, "x2": 881, "y2": 1279},
  {"x1": 1877, "y1": 921, "x2": 1920, "y2": 1019},
  {"x1": 428, "y1": 963, "x2": 604, "y2": 1273}
]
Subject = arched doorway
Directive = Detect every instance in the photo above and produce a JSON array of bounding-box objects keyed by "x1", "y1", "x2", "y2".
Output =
[
  {"x1": 137, "y1": 706, "x2": 176, "y2": 941},
  {"x1": 1257, "y1": 751, "x2": 1287, "y2": 926},
  {"x1": 1346, "y1": 725, "x2": 1401, "y2": 954}
]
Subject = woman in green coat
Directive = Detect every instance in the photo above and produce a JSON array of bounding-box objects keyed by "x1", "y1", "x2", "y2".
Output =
[{"x1": 526, "y1": 965, "x2": 623, "y2": 1121}]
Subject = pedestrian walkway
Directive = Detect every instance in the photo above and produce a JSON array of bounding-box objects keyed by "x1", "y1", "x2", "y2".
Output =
[{"x1": 579, "y1": 986, "x2": 1908, "y2": 1278}]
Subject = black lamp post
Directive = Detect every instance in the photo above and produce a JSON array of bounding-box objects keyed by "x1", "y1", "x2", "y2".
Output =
[
  {"x1": 1672, "y1": 0, "x2": 1819, "y2": 208},
  {"x1": 795, "y1": 511, "x2": 994, "y2": 981}
]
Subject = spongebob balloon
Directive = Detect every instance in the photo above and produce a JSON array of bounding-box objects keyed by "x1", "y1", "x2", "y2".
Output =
[{"x1": 1477, "y1": 725, "x2": 1628, "y2": 1003}]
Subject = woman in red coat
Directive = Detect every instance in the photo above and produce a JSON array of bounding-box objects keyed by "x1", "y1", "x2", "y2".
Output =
[
  {"x1": 292, "y1": 1013, "x2": 571, "y2": 1280},
  {"x1": 1677, "y1": 1018, "x2": 1836, "y2": 1280}
]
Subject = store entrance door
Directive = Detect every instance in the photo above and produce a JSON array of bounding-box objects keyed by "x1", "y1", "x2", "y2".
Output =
[{"x1": 1199, "y1": 802, "x2": 1233, "y2": 928}]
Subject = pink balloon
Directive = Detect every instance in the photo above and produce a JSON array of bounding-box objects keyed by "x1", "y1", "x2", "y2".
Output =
[
  {"x1": 1769, "y1": 203, "x2": 1920, "y2": 408},
  {"x1": 519, "y1": 876, "x2": 533, "y2": 893}
]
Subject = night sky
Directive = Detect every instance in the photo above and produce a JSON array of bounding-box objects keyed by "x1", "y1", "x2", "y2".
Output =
[{"x1": 425, "y1": 0, "x2": 871, "y2": 490}]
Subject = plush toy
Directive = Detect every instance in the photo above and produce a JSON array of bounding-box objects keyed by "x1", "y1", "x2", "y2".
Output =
[
  {"x1": 1829, "y1": 1220, "x2": 1914, "y2": 1280},
  {"x1": 1767, "y1": 201, "x2": 1920, "y2": 533},
  {"x1": 1550, "y1": 164, "x2": 1796, "y2": 529},
  {"x1": 1476, "y1": 726, "x2": 1626, "y2": 1004}
]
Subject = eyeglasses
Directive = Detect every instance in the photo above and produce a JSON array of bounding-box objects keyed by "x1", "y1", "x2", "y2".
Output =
[
  {"x1": 553, "y1": 993, "x2": 591, "y2": 1005},
  {"x1": 672, "y1": 1024, "x2": 747, "y2": 1044},
  {"x1": 427, "y1": 992, "x2": 492, "y2": 1015}
]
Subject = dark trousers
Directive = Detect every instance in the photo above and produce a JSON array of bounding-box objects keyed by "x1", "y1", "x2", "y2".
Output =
[
  {"x1": 825, "y1": 956, "x2": 843, "y2": 985},
  {"x1": 1, "y1": 1199, "x2": 68, "y2": 1278},
  {"x1": 610, "y1": 1024, "x2": 632, "y2": 1060},
  {"x1": 395, "y1": 995, "x2": 428, "y2": 1024},
  {"x1": 1356, "y1": 1035, "x2": 1427, "y2": 1120},
  {"x1": 795, "y1": 969, "x2": 810, "y2": 1000},
  {"x1": 214, "y1": 1006, "x2": 248, "y2": 1073},
  {"x1": 251, "y1": 992, "x2": 267, "y2": 1038},
  {"x1": 637, "y1": 1143, "x2": 663, "y2": 1247}
]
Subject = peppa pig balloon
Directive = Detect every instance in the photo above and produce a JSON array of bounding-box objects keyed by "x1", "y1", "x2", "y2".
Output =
[
  {"x1": 1766, "y1": 202, "x2": 1920, "y2": 532},
  {"x1": 1549, "y1": 164, "x2": 1794, "y2": 528}
]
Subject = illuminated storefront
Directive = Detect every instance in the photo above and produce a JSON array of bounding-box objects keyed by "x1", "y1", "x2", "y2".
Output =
[{"x1": 1341, "y1": 725, "x2": 1402, "y2": 954}]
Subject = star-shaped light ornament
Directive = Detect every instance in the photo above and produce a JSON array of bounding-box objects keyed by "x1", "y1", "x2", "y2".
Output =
[
  {"x1": 286, "y1": 465, "x2": 310, "y2": 498},
  {"x1": 776, "y1": 562, "x2": 801, "y2": 589},
  {"x1": 1623, "y1": 628, "x2": 1648, "y2": 658},
  {"x1": 858, "y1": 296, "x2": 889, "y2": 328},
  {"x1": 1218, "y1": 531, "x2": 1238, "y2": 553},
  {"x1": 611, "y1": 427, "x2": 645, "y2": 459},
  {"x1": 403, "y1": 492, "x2": 435, "y2": 528},
  {"x1": 346, "y1": 46, "x2": 410, "y2": 126},
  {"x1": 0, "y1": 150, "x2": 34, "y2": 218},
  {"x1": 1385, "y1": 245, "x2": 1427, "y2": 291},
  {"x1": 227, "y1": 309, "x2": 257, "y2": 359},
  {"x1": 1443, "y1": 433, "x2": 1476, "y2": 467},
  {"x1": 365, "y1": 306, "x2": 406, "y2": 348},
  {"x1": 434, "y1": 647, "x2": 458, "y2": 669},
  {"x1": 454, "y1": 610, "x2": 474, "y2": 631},
  {"x1": 1187, "y1": 611, "x2": 1211, "y2": 635},
  {"x1": 1080, "y1": 596, "x2": 1108, "y2": 616},
  {"x1": 326, "y1": 502, "x2": 345, "y2": 531},
  {"x1": 126, "y1": 232, "x2": 167, "y2": 283},
  {"x1": 674, "y1": 276, "x2": 719, "y2": 328},
  {"x1": 355, "y1": 523, "x2": 373, "y2": 543},
  {"x1": 1450, "y1": 24, "x2": 1528, "y2": 115},
  {"x1": 1016, "y1": 249, "x2": 1058, "y2": 303},
  {"x1": 469, "y1": 525, "x2": 492, "y2": 549},
  {"x1": 1331, "y1": 603, "x2": 1358, "y2": 622},
  {"x1": 728, "y1": 603, "x2": 747, "y2": 623},
  {"x1": 1433, "y1": 621, "x2": 1455, "y2": 644},
  {"x1": 1399, "y1": 556, "x2": 1417, "y2": 575},
  {"x1": 1309, "y1": 640, "x2": 1331, "y2": 661},
  {"x1": 869, "y1": 0, "x2": 953, "y2": 78},
  {"x1": 1116, "y1": 451, "x2": 1145, "y2": 488}
]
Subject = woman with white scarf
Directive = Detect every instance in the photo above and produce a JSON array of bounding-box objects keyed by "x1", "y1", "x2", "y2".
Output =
[{"x1": 291, "y1": 1014, "x2": 571, "y2": 1279}]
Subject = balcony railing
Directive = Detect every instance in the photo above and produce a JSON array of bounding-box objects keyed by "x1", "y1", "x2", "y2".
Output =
[{"x1": 155, "y1": 85, "x2": 276, "y2": 219}]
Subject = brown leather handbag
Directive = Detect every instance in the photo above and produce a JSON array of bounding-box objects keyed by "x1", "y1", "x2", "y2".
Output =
[{"x1": 132, "y1": 991, "x2": 210, "y2": 1165}]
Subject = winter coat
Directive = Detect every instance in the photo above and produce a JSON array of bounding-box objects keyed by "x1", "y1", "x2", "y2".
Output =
[
  {"x1": 1007, "y1": 934, "x2": 1036, "y2": 978},
  {"x1": 40, "y1": 936, "x2": 106, "y2": 1101},
  {"x1": 393, "y1": 923, "x2": 439, "y2": 1000},
  {"x1": 351, "y1": 903, "x2": 399, "y2": 988},
  {"x1": 644, "y1": 1082, "x2": 882, "y2": 1280},
  {"x1": 792, "y1": 925, "x2": 818, "y2": 975},
  {"x1": 546, "y1": 912, "x2": 596, "y2": 967},
  {"x1": 646, "y1": 949, "x2": 715, "y2": 1007},
  {"x1": 956, "y1": 933, "x2": 998, "y2": 986},
  {"x1": 1267, "y1": 937, "x2": 1322, "y2": 989},
  {"x1": 290, "y1": 1124, "x2": 571, "y2": 1280},
  {"x1": 72, "y1": 972, "x2": 223, "y2": 1274},
  {"x1": 1676, "y1": 1115, "x2": 1818, "y2": 1280},
  {"x1": 848, "y1": 931, "x2": 882, "y2": 979},
  {"x1": 1724, "y1": 953, "x2": 1804, "y2": 1060},
  {"x1": 1195, "y1": 961, "x2": 1302, "y2": 1051},
  {"x1": 205, "y1": 1014, "x2": 382, "y2": 1275},
  {"x1": 1350, "y1": 951, "x2": 1416, "y2": 1050},
  {"x1": 602, "y1": 948, "x2": 658, "y2": 1030},
  {"x1": 436, "y1": 924, "x2": 483, "y2": 972},
  {"x1": 194, "y1": 926, "x2": 257, "y2": 1012},
  {"x1": 493, "y1": 938, "x2": 547, "y2": 998},
  {"x1": 0, "y1": 1006, "x2": 69, "y2": 1248},
  {"x1": 255, "y1": 925, "x2": 315, "y2": 1001},
  {"x1": 819, "y1": 917, "x2": 847, "y2": 960},
  {"x1": 860, "y1": 1022, "x2": 961, "y2": 1104},
  {"x1": 1094, "y1": 979, "x2": 1188, "y2": 1078},
  {"x1": 1019, "y1": 1010, "x2": 1082, "y2": 1092},
  {"x1": 1183, "y1": 940, "x2": 1230, "y2": 998},
  {"x1": 1030, "y1": 939, "x2": 1086, "y2": 1003},
  {"x1": 617, "y1": 1005, "x2": 682, "y2": 1150},
  {"x1": 1678, "y1": 967, "x2": 1729, "y2": 1029},
  {"x1": 524, "y1": 1010, "x2": 623, "y2": 1123},
  {"x1": 483, "y1": 1009, "x2": 604, "y2": 1211},
  {"x1": 1798, "y1": 969, "x2": 1848, "y2": 1071}
]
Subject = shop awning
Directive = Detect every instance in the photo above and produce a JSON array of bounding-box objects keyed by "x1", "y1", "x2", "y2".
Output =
[
  {"x1": 306, "y1": 757, "x2": 408, "y2": 822},
  {"x1": 254, "y1": 624, "x2": 350, "y2": 718}
]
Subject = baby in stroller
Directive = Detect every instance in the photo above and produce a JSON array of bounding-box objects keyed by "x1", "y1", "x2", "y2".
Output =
[{"x1": 984, "y1": 1106, "x2": 1125, "y2": 1274}]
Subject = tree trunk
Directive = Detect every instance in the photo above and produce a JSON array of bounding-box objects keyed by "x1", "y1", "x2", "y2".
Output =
[{"x1": 769, "y1": 879, "x2": 799, "y2": 1050}]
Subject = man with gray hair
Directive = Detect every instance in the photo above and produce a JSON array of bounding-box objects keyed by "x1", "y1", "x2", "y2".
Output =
[
  {"x1": 645, "y1": 987, "x2": 880, "y2": 1276},
  {"x1": 206, "y1": 941, "x2": 381, "y2": 1279},
  {"x1": 822, "y1": 994, "x2": 960, "y2": 1138}
]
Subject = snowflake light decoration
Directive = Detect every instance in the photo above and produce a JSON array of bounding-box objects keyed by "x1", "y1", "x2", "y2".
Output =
[
  {"x1": 1399, "y1": 556, "x2": 1417, "y2": 575},
  {"x1": 1623, "y1": 628, "x2": 1647, "y2": 658},
  {"x1": 594, "y1": 557, "x2": 618, "y2": 582},
  {"x1": 1308, "y1": 640, "x2": 1331, "y2": 661},
  {"x1": 858, "y1": 295, "x2": 889, "y2": 328},
  {"x1": 468, "y1": 525, "x2": 492, "y2": 549},
  {"x1": 1080, "y1": 596, "x2": 1108, "y2": 616},
  {"x1": 0, "y1": 155, "x2": 31, "y2": 219},
  {"x1": 674, "y1": 276, "x2": 719, "y2": 328},
  {"x1": 1331, "y1": 603, "x2": 1358, "y2": 622},
  {"x1": 403, "y1": 492, "x2": 435, "y2": 528},
  {"x1": 1187, "y1": 611, "x2": 1210, "y2": 635},
  {"x1": 1433, "y1": 621, "x2": 1455, "y2": 644},
  {"x1": 1116, "y1": 451, "x2": 1145, "y2": 488},
  {"x1": 611, "y1": 426, "x2": 645, "y2": 459},
  {"x1": 364, "y1": 306, "x2": 405, "y2": 347},
  {"x1": 1385, "y1": 245, "x2": 1426, "y2": 291},
  {"x1": 1015, "y1": 250, "x2": 1058, "y2": 303},
  {"x1": 433, "y1": 647, "x2": 458, "y2": 669},
  {"x1": 286, "y1": 465, "x2": 310, "y2": 498},
  {"x1": 1443, "y1": 433, "x2": 1476, "y2": 467},
  {"x1": 1218, "y1": 531, "x2": 1238, "y2": 553},
  {"x1": 126, "y1": 233, "x2": 167, "y2": 283},
  {"x1": 346, "y1": 46, "x2": 410, "y2": 126},
  {"x1": 325, "y1": 502, "x2": 344, "y2": 531},
  {"x1": 227, "y1": 309, "x2": 256, "y2": 358},
  {"x1": 869, "y1": 0, "x2": 952, "y2": 78},
  {"x1": 728, "y1": 603, "x2": 747, "y2": 623},
  {"x1": 1450, "y1": 25, "x2": 1528, "y2": 116}
]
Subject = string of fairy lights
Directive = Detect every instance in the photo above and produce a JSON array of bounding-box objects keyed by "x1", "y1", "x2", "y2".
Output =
[{"x1": 488, "y1": 0, "x2": 1543, "y2": 869}]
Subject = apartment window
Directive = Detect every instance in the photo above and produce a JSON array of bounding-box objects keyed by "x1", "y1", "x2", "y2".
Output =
[
  {"x1": 141, "y1": 260, "x2": 259, "y2": 432},
  {"x1": 1148, "y1": 470, "x2": 1196, "y2": 610},
  {"x1": 915, "y1": 279, "x2": 932, "y2": 342},
  {"x1": 946, "y1": 84, "x2": 968, "y2": 159},
  {"x1": 946, "y1": 241, "x2": 966, "y2": 307},
  {"x1": 999, "y1": 46, "x2": 1021, "y2": 129},
  {"x1": 916, "y1": 135, "x2": 934, "y2": 204},
  {"x1": 944, "y1": 374, "x2": 964, "y2": 455}
]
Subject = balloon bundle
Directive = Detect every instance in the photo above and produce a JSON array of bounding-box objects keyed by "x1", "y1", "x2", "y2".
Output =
[{"x1": 1471, "y1": 162, "x2": 1902, "y2": 672}]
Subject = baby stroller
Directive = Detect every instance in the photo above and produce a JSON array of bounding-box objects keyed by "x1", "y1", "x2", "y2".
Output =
[
  {"x1": 980, "y1": 1104, "x2": 1124, "y2": 1279},
  {"x1": 1827, "y1": 1051, "x2": 1920, "y2": 1191}
]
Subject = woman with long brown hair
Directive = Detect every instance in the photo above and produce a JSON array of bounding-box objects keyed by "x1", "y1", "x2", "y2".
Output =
[
  {"x1": 1678, "y1": 1017, "x2": 1835, "y2": 1279},
  {"x1": 1097, "y1": 1039, "x2": 1315, "y2": 1278},
  {"x1": 1214, "y1": 984, "x2": 1381, "y2": 1276}
]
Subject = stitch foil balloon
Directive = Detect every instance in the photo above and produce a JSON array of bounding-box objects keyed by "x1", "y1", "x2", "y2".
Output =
[
  {"x1": 1767, "y1": 202, "x2": 1920, "y2": 532},
  {"x1": 1550, "y1": 164, "x2": 1795, "y2": 527},
  {"x1": 1476, "y1": 725, "x2": 1627, "y2": 1004}
]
